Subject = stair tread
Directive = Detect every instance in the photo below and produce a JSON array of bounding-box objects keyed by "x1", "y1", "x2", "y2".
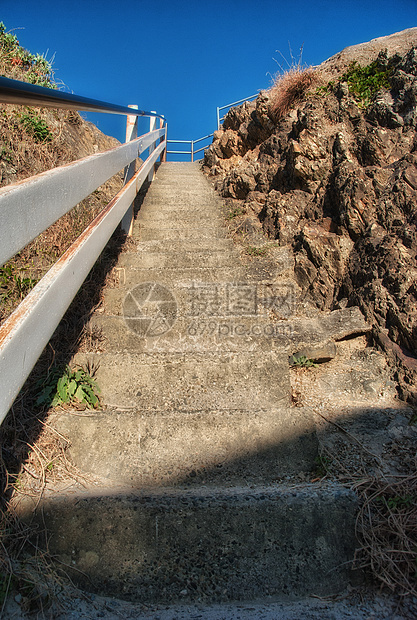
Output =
[{"x1": 20, "y1": 481, "x2": 357, "y2": 602}]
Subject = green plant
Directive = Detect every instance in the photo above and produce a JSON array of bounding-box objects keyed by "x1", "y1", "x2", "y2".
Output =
[
  {"x1": 341, "y1": 60, "x2": 391, "y2": 107},
  {"x1": 313, "y1": 454, "x2": 332, "y2": 477},
  {"x1": 245, "y1": 245, "x2": 269, "y2": 257},
  {"x1": 36, "y1": 365, "x2": 101, "y2": 409},
  {"x1": 0, "y1": 145, "x2": 13, "y2": 164},
  {"x1": 0, "y1": 572, "x2": 9, "y2": 606},
  {"x1": 0, "y1": 21, "x2": 56, "y2": 89},
  {"x1": 290, "y1": 354, "x2": 318, "y2": 368},
  {"x1": 20, "y1": 110, "x2": 52, "y2": 143},
  {"x1": 375, "y1": 494, "x2": 414, "y2": 511},
  {"x1": 0, "y1": 22, "x2": 19, "y2": 53},
  {"x1": 0, "y1": 263, "x2": 37, "y2": 302},
  {"x1": 226, "y1": 206, "x2": 245, "y2": 220},
  {"x1": 315, "y1": 80, "x2": 335, "y2": 96}
]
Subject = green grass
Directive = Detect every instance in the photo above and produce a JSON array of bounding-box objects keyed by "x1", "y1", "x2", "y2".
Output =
[
  {"x1": 20, "y1": 110, "x2": 53, "y2": 143},
  {"x1": 0, "y1": 263, "x2": 37, "y2": 305}
]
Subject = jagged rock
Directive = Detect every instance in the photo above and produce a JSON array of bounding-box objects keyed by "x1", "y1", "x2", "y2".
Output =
[{"x1": 203, "y1": 29, "x2": 417, "y2": 401}]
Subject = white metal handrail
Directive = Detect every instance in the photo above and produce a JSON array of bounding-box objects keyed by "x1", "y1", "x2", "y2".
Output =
[
  {"x1": 216, "y1": 93, "x2": 258, "y2": 129},
  {"x1": 0, "y1": 127, "x2": 165, "y2": 267},
  {"x1": 166, "y1": 93, "x2": 260, "y2": 161},
  {"x1": 0, "y1": 78, "x2": 166, "y2": 423},
  {"x1": 166, "y1": 133, "x2": 213, "y2": 162}
]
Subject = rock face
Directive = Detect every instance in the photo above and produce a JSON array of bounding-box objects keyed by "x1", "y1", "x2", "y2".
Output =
[{"x1": 203, "y1": 29, "x2": 417, "y2": 403}]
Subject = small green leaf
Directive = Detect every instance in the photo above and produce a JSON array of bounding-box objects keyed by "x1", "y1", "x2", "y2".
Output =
[
  {"x1": 57, "y1": 376, "x2": 68, "y2": 402},
  {"x1": 67, "y1": 379, "x2": 77, "y2": 397},
  {"x1": 74, "y1": 385, "x2": 86, "y2": 402},
  {"x1": 51, "y1": 393, "x2": 61, "y2": 407}
]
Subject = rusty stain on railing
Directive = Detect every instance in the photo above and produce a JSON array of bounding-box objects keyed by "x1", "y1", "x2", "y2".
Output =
[{"x1": 0, "y1": 77, "x2": 166, "y2": 422}]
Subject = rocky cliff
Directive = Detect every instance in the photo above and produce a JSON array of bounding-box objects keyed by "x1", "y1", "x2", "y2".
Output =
[{"x1": 203, "y1": 29, "x2": 417, "y2": 403}]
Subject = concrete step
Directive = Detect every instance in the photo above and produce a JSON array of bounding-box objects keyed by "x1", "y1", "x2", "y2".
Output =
[
  {"x1": 115, "y1": 249, "x2": 239, "y2": 270},
  {"x1": 140, "y1": 193, "x2": 219, "y2": 205},
  {"x1": 136, "y1": 209, "x2": 224, "y2": 222},
  {"x1": 106, "y1": 266, "x2": 248, "y2": 287},
  {"x1": 50, "y1": 405, "x2": 317, "y2": 486},
  {"x1": 87, "y1": 315, "x2": 293, "y2": 354},
  {"x1": 73, "y1": 350, "x2": 290, "y2": 411},
  {"x1": 89, "y1": 305, "x2": 370, "y2": 360},
  {"x1": 145, "y1": 185, "x2": 216, "y2": 195},
  {"x1": 138, "y1": 227, "x2": 228, "y2": 241},
  {"x1": 130, "y1": 239, "x2": 236, "y2": 252},
  {"x1": 101, "y1": 276, "x2": 295, "y2": 318},
  {"x1": 141, "y1": 187, "x2": 218, "y2": 198},
  {"x1": 20, "y1": 483, "x2": 358, "y2": 603},
  {"x1": 135, "y1": 221, "x2": 227, "y2": 234},
  {"x1": 143, "y1": 183, "x2": 216, "y2": 193}
]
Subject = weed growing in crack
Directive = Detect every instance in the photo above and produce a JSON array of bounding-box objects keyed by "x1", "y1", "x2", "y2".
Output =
[
  {"x1": 36, "y1": 365, "x2": 101, "y2": 409},
  {"x1": 225, "y1": 206, "x2": 245, "y2": 220},
  {"x1": 313, "y1": 454, "x2": 332, "y2": 478},
  {"x1": 245, "y1": 246, "x2": 269, "y2": 257},
  {"x1": 290, "y1": 354, "x2": 318, "y2": 368}
]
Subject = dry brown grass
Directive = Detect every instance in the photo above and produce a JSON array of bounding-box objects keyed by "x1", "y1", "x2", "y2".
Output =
[
  {"x1": 353, "y1": 474, "x2": 417, "y2": 598},
  {"x1": 268, "y1": 66, "x2": 319, "y2": 121},
  {"x1": 0, "y1": 37, "x2": 124, "y2": 326},
  {"x1": 0, "y1": 174, "x2": 123, "y2": 324},
  {"x1": 0, "y1": 417, "x2": 94, "y2": 616}
]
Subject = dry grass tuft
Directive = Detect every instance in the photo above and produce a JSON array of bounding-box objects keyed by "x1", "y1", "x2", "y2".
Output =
[
  {"x1": 353, "y1": 474, "x2": 417, "y2": 598},
  {"x1": 268, "y1": 66, "x2": 319, "y2": 121}
]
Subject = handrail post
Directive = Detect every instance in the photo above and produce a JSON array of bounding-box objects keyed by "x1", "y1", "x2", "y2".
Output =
[
  {"x1": 191, "y1": 140, "x2": 194, "y2": 163},
  {"x1": 216, "y1": 106, "x2": 220, "y2": 130},
  {"x1": 160, "y1": 118, "x2": 167, "y2": 163},
  {"x1": 121, "y1": 104, "x2": 138, "y2": 236},
  {"x1": 148, "y1": 112, "x2": 157, "y2": 181}
]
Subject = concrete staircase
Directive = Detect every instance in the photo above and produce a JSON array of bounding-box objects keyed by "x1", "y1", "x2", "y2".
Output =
[{"x1": 24, "y1": 163, "x2": 359, "y2": 604}]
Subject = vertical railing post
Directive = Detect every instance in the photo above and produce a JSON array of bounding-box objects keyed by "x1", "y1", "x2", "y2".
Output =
[
  {"x1": 148, "y1": 112, "x2": 157, "y2": 182},
  {"x1": 121, "y1": 104, "x2": 138, "y2": 236},
  {"x1": 160, "y1": 118, "x2": 167, "y2": 163},
  {"x1": 216, "y1": 106, "x2": 220, "y2": 130},
  {"x1": 191, "y1": 140, "x2": 194, "y2": 163}
]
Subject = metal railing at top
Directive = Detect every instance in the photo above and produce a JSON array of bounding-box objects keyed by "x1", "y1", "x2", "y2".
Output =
[
  {"x1": 0, "y1": 76, "x2": 165, "y2": 119},
  {"x1": 0, "y1": 77, "x2": 167, "y2": 424},
  {"x1": 216, "y1": 93, "x2": 258, "y2": 129},
  {"x1": 166, "y1": 93, "x2": 259, "y2": 162},
  {"x1": 167, "y1": 133, "x2": 213, "y2": 162}
]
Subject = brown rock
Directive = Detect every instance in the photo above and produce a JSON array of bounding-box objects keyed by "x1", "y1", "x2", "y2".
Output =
[{"x1": 203, "y1": 29, "x2": 417, "y2": 400}]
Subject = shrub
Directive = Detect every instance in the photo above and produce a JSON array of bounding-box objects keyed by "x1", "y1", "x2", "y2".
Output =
[
  {"x1": 269, "y1": 66, "x2": 319, "y2": 121},
  {"x1": 341, "y1": 60, "x2": 391, "y2": 107}
]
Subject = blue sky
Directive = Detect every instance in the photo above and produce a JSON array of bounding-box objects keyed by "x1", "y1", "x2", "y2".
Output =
[{"x1": 1, "y1": 1, "x2": 416, "y2": 158}]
